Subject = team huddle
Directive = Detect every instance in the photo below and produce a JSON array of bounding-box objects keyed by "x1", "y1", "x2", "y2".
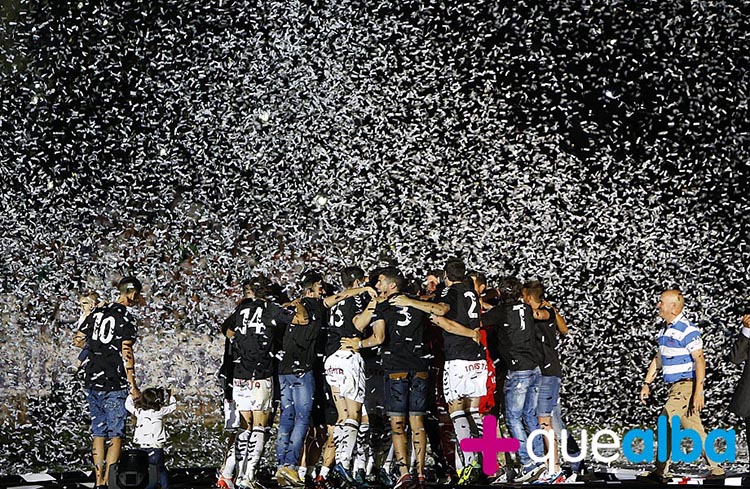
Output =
[{"x1": 215, "y1": 259, "x2": 581, "y2": 489}]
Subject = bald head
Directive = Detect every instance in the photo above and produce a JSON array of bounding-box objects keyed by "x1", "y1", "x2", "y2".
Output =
[{"x1": 657, "y1": 289, "x2": 684, "y2": 322}]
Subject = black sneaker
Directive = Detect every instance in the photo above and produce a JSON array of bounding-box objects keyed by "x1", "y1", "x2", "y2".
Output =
[{"x1": 636, "y1": 471, "x2": 668, "y2": 484}]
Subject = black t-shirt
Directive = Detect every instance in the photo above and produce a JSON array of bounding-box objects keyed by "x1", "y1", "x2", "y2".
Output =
[
  {"x1": 78, "y1": 303, "x2": 137, "y2": 392},
  {"x1": 279, "y1": 297, "x2": 325, "y2": 375},
  {"x1": 483, "y1": 301, "x2": 539, "y2": 371},
  {"x1": 435, "y1": 283, "x2": 484, "y2": 361},
  {"x1": 534, "y1": 306, "x2": 562, "y2": 377},
  {"x1": 373, "y1": 293, "x2": 430, "y2": 372},
  {"x1": 325, "y1": 293, "x2": 368, "y2": 357},
  {"x1": 218, "y1": 314, "x2": 235, "y2": 400},
  {"x1": 227, "y1": 298, "x2": 294, "y2": 380}
]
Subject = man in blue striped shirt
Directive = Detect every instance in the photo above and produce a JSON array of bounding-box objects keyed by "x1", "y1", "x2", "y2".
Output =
[{"x1": 639, "y1": 289, "x2": 725, "y2": 482}]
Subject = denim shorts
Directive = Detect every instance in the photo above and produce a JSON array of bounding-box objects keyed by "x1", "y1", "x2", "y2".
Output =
[
  {"x1": 85, "y1": 388, "x2": 128, "y2": 438},
  {"x1": 385, "y1": 370, "x2": 428, "y2": 416},
  {"x1": 537, "y1": 375, "x2": 561, "y2": 417}
]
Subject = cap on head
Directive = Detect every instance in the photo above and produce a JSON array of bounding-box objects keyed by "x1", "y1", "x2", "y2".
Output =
[{"x1": 118, "y1": 276, "x2": 143, "y2": 295}]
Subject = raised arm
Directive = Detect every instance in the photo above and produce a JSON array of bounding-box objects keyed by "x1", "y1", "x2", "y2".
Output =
[
  {"x1": 542, "y1": 300, "x2": 568, "y2": 335},
  {"x1": 73, "y1": 331, "x2": 87, "y2": 349},
  {"x1": 353, "y1": 296, "x2": 379, "y2": 331},
  {"x1": 342, "y1": 319, "x2": 386, "y2": 351},
  {"x1": 324, "y1": 286, "x2": 376, "y2": 309},
  {"x1": 431, "y1": 315, "x2": 481, "y2": 344},
  {"x1": 291, "y1": 300, "x2": 309, "y2": 325},
  {"x1": 390, "y1": 295, "x2": 449, "y2": 316},
  {"x1": 162, "y1": 394, "x2": 178, "y2": 415}
]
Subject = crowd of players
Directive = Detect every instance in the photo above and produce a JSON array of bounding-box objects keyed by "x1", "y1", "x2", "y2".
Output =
[{"x1": 214, "y1": 258, "x2": 582, "y2": 489}]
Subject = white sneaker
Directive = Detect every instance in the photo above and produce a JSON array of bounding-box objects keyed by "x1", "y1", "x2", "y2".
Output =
[
  {"x1": 563, "y1": 473, "x2": 578, "y2": 483},
  {"x1": 517, "y1": 463, "x2": 546, "y2": 483},
  {"x1": 532, "y1": 470, "x2": 549, "y2": 484},
  {"x1": 235, "y1": 476, "x2": 251, "y2": 489}
]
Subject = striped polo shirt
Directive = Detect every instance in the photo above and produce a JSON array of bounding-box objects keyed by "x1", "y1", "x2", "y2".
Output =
[{"x1": 658, "y1": 312, "x2": 704, "y2": 384}]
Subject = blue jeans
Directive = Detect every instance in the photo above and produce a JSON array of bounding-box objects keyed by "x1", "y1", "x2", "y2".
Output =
[
  {"x1": 84, "y1": 388, "x2": 128, "y2": 438},
  {"x1": 551, "y1": 404, "x2": 583, "y2": 472},
  {"x1": 537, "y1": 376, "x2": 561, "y2": 417},
  {"x1": 385, "y1": 371, "x2": 428, "y2": 416},
  {"x1": 145, "y1": 448, "x2": 169, "y2": 489},
  {"x1": 277, "y1": 371, "x2": 315, "y2": 466},
  {"x1": 504, "y1": 368, "x2": 543, "y2": 466}
]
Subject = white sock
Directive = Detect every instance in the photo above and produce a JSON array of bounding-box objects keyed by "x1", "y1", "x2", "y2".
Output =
[
  {"x1": 248, "y1": 427, "x2": 266, "y2": 476},
  {"x1": 384, "y1": 443, "x2": 394, "y2": 471},
  {"x1": 334, "y1": 422, "x2": 346, "y2": 466},
  {"x1": 451, "y1": 411, "x2": 476, "y2": 466},
  {"x1": 234, "y1": 430, "x2": 252, "y2": 478},
  {"x1": 341, "y1": 419, "x2": 360, "y2": 469},
  {"x1": 222, "y1": 443, "x2": 237, "y2": 479},
  {"x1": 299, "y1": 466, "x2": 307, "y2": 479},
  {"x1": 354, "y1": 423, "x2": 370, "y2": 472},
  {"x1": 320, "y1": 466, "x2": 330, "y2": 479},
  {"x1": 470, "y1": 408, "x2": 483, "y2": 437}
]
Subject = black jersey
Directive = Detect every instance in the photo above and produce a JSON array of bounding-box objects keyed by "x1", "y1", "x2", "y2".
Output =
[
  {"x1": 227, "y1": 298, "x2": 294, "y2": 380},
  {"x1": 279, "y1": 297, "x2": 325, "y2": 375},
  {"x1": 78, "y1": 303, "x2": 137, "y2": 392},
  {"x1": 374, "y1": 293, "x2": 430, "y2": 371},
  {"x1": 483, "y1": 302, "x2": 539, "y2": 371},
  {"x1": 218, "y1": 314, "x2": 235, "y2": 400},
  {"x1": 534, "y1": 306, "x2": 562, "y2": 377},
  {"x1": 325, "y1": 293, "x2": 368, "y2": 357},
  {"x1": 435, "y1": 283, "x2": 484, "y2": 361}
]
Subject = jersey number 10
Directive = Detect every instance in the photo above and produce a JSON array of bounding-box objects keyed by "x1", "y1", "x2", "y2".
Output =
[{"x1": 91, "y1": 312, "x2": 116, "y2": 344}]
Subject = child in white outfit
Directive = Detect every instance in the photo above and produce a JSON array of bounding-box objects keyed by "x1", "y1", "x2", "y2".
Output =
[{"x1": 126, "y1": 388, "x2": 177, "y2": 489}]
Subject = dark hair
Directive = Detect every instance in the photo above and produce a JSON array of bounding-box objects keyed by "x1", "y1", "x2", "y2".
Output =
[
  {"x1": 367, "y1": 267, "x2": 386, "y2": 289},
  {"x1": 498, "y1": 276, "x2": 523, "y2": 304},
  {"x1": 427, "y1": 269, "x2": 445, "y2": 280},
  {"x1": 300, "y1": 271, "x2": 323, "y2": 291},
  {"x1": 341, "y1": 266, "x2": 365, "y2": 288},
  {"x1": 136, "y1": 387, "x2": 165, "y2": 411},
  {"x1": 242, "y1": 275, "x2": 271, "y2": 300},
  {"x1": 379, "y1": 267, "x2": 405, "y2": 292},
  {"x1": 470, "y1": 271, "x2": 487, "y2": 288},
  {"x1": 118, "y1": 276, "x2": 143, "y2": 295},
  {"x1": 523, "y1": 280, "x2": 545, "y2": 301},
  {"x1": 403, "y1": 275, "x2": 422, "y2": 296},
  {"x1": 444, "y1": 259, "x2": 466, "y2": 282}
]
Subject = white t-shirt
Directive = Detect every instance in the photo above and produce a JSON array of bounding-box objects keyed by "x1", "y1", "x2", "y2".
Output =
[{"x1": 125, "y1": 394, "x2": 177, "y2": 448}]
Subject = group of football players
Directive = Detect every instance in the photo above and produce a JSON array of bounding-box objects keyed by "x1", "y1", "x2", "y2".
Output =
[{"x1": 214, "y1": 258, "x2": 581, "y2": 489}]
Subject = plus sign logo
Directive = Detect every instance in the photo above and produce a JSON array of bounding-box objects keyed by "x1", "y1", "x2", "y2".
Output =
[{"x1": 459, "y1": 415, "x2": 520, "y2": 475}]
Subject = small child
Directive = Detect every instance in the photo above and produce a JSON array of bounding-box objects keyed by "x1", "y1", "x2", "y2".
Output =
[
  {"x1": 126, "y1": 387, "x2": 177, "y2": 489},
  {"x1": 74, "y1": 292, "x2": 100, "y2": 371}
]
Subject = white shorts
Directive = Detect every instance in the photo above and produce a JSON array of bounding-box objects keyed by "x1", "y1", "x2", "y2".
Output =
[
  {"x1": 443, "y1": 359, "x2": 488, "y2": 403},
  {"x1": 325, "y1": 350, "x2": 366, "y2": 404},
  {"x1": 232, "y1": 378, "x2": 273, "y2": 412},
  {"x1": 224, "y1": 399, "x2": 241, "y2": 431}
]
